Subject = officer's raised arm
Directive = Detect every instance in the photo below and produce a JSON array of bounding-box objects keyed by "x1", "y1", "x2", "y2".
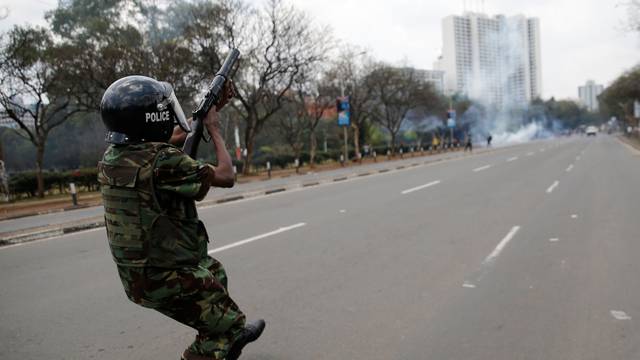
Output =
[{"x1": 202, "y1": 80, "x2": 235, "y2": 189}]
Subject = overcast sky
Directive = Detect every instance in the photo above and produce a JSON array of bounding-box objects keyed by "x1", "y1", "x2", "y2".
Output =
[{"x1": 1, "y1": 0, "x2": 638, "y2": 99}]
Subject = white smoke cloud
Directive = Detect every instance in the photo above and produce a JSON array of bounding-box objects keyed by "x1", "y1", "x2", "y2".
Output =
[
  {"x1": 492, "y1": 122, "x2": 550, "y2": 145},
  {"x1": 460, "y1": 14, "x2": 559, "y2": 146}
]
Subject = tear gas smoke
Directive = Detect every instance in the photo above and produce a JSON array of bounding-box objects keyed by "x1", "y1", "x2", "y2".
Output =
[{"x1": 460, "y1": 15, "x2": 559, "y2": 146}]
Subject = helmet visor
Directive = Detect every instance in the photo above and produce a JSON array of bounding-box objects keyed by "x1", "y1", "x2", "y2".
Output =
[
  {"x1": 160, "y1": 82, "x2": 191, "y2": 133},
  {"x1": 168, "y1": 91, "x2": 191, "y2": 133}
]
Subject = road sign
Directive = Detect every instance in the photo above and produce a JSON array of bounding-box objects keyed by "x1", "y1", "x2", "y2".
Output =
[
  {"x1": 447, "y1": 109, "x2": 456, "y2": 128},
  {"x1": 338, "y1": 112, "x2": 350, "y2": 126},
  {"x1": 337, "y1": 96, "x2": 350, "y2": 127}
]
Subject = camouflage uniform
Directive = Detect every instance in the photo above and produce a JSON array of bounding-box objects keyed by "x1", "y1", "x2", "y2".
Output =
[{"x1": 98, "y1": 142, "x2": 246, "y2": 359}]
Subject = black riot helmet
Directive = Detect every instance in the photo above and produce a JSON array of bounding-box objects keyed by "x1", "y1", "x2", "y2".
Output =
[{"x1": 101, "y1": 75, "x2": 191, "y2": 144}]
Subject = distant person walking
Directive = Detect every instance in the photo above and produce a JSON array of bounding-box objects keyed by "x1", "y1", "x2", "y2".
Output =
[
  {"x1": 464, "y1": 133, "x2": 473, "y2": 152},
  {"x1": 432, "y1": 135, "x2": 440, "y2": 153},
  {"x1": 486, "y1": 134, "x2": 493, "y2": 147}
]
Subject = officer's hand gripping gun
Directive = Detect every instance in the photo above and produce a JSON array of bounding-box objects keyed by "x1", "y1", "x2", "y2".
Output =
[{"x1": 182, "y1": 48, "x2": 240, "y2": 158}]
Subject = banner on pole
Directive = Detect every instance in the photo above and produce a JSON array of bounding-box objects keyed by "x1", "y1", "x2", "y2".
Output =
[
  {"x1": 447, "y1": 109, "x2": 456, "y2": 128},
  {"x1": 337, "y1": 96, "x2": 350, "y2": 127}
]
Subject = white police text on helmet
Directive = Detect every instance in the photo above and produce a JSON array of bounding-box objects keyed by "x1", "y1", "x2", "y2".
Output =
[{"x1": 145, "y1": 110, "x2": 171, "y2": 123}]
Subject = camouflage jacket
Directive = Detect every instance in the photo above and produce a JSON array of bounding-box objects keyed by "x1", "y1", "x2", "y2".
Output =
[{"x1": 98, "y1": 142, "x2": 211, "y2": 270}]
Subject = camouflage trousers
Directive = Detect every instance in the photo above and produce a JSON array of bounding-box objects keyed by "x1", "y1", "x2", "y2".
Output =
[{"x1": 117, "y1": 256, "x2": 246, "y2": 359}]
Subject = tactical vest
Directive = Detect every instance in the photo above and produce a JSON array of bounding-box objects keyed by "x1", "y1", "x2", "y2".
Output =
[{"x1": 98, "y1": 143, "x2": 208, "y2": 269}]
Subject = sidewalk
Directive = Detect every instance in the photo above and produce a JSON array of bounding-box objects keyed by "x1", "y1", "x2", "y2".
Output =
[
  {"x1": 618, "y1": 134, "x2": 640, "y2": 151},
  {"x1": 0, "y1": 146, "x2": 504, "y2": 246},
  {"x1": 0, "y1": 193, "x2": 102, "y2": 220}
]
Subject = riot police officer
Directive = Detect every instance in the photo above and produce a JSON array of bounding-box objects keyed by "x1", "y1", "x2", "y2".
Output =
[{"x1": 98, "y1": 75, "x2": 265, "y2": 360}]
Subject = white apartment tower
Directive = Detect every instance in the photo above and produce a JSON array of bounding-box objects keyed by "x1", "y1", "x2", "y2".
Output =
[
  {"x1": 578, "y1": 80, "x2": 604, "y2": 112},
  {"x1": 436, "y1": 12, "x2": 542, "y2": 109}
]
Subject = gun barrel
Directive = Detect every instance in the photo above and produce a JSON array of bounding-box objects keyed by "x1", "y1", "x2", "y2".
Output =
[
  {"x1": 216, "y1": 48, "x2": 240, "y2": 79},
  {"x1": 183, "y1": 48, "x2": 240, "y2": 158}
]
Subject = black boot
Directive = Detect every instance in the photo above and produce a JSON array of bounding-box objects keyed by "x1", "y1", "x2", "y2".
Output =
[{"x1": 225, "y1": 319, "x2": 266, "y2": 360}]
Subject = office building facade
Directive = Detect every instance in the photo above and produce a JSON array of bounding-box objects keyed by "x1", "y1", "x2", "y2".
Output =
[
  {"x1": 578, "y1": 80, "x2": 604, "y2": 112},
  {"x1": 437, "y1": 12, "x2": 542, "y2": 109}
]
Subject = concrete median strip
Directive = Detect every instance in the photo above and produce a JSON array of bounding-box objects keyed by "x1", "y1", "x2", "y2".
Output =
[
  {"x1": 0, "y1": 219, "x2": 105, "y2": 247},
  {"x1": 264, "y1": 188, "x2": 286, "y2": 195},
  {"x1": 215, "y1": 195, "x2": 245, "y2": 203}
]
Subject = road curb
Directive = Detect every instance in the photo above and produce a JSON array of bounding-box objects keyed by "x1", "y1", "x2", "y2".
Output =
[
  {"x1": 617, "y1": 135, "x2": 640, "y2": 155},
  {"x1": 0, "y1": 220, "x2": 105, "y2": 247},
  {"x1": 0, "y1": 203, "x2": 94, "y2": 221}
]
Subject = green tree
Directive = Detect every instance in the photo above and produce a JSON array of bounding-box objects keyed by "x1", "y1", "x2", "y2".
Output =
[
  {"x1": 47, "y1": 0, "x2": 198, "y2": 111},
  {"x1": 367, "y1": 65, "x2": 441, "y2": 153},
  {"x1": 599, "y1": 65, "x2": 640, "y2": 126}
]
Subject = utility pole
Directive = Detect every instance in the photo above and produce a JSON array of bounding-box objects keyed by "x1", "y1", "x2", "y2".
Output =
[{"x1": 449, "y1": 97, "x2": 454, "y2": 148}]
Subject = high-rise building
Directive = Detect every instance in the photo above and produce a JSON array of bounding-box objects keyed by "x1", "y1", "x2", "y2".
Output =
[
  {"x1": 578, "y1": 80, "x2": 604, "y2": 112},
  {"x1": 437, "y1": 12, "x2": 542, "y2": 109},
  {"x1": 415, "y1": 69, "x2": 445, "y2": 94}
]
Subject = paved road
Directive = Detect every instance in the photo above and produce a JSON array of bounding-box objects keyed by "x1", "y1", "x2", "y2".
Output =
[
  {"x1": 1, "y1": 135, "x2": 639, "y2": 360},
  {"x1": 0, "y1": 146, "x2": 490, "y2": 234}
]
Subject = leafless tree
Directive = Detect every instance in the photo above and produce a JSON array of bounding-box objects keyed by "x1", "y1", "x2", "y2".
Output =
[
  {"x1": 621, "y1": 0, "x2": 640, "y2": 33},
  {"x1": 219, "y1": 0, "x2": 331, "y2": 174},
  {"x1": 330, "y1": 46, "x2": 376, "y2": 159},
  {"x1": 0, "y1": 26, "x2": 82, "y2": 197},
  {"x1": 277, "y1": 99, "x2": 306, "y2": 164},
  {"x1": 290, "y1": 68, "x2": 336, "y2": 168}
]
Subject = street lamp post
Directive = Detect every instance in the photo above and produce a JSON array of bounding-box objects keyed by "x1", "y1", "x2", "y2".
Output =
[
  {"x1": 336, "y1": 50, "x2": 366, "y2": 167},
  {"x1": 341, "y1": 84, "x2": 348, "y2": 164}
]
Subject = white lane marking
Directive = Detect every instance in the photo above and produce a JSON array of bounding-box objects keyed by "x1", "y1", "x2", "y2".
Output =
[
  {"x1": 526, "y1": 152, "x2": 535, "y2": 156},
  {"x1": 571, "y1": 214, "x2": 578, "y2": 219},
  {"x1": 401, "y1": 180, "x2": 441, "y2": 195},
  {"x1": 473, "y1": 165, "x2": 491, "y2": 172},
  {"x1": 482, "y1": 226, "x2": 521, "y2": 265},
  {"x1": 339, "y1": 209, "x2": 346, "y2": 213},
  {"x1": 549, "y1": 238, "x2": 559, "y2": 242},
  {"x1": 540, "y1": 148, "x2": 546, "y2": 152},
  {"x1": 610, "y1": 310, "x2": 632, "y2": 320},
  {"x1": 208, "y1": 222, "x2": 306, "y2": 254},
  {"x1": 462, "y1": 282, "x2": 476, "y2": 288},
  {"x1": 566, "y1": 164, "x2": 574, "y2": 172},
  {"x1": 507, "y1": 156, "x2": 518, "y2": 162},
  {"x1": 546, "y1": 180, "x2": 560, "y2": 194}
]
